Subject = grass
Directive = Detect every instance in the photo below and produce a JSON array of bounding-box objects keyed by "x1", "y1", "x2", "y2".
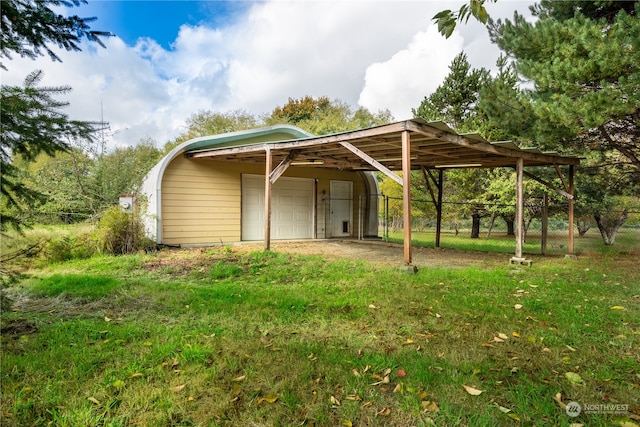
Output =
[
  {"x1": 385, "y1": 227, "x2": 640, "y2": 256},
  {"x1": 1, "y1": 240, "x2": 639, "y2": 426}
]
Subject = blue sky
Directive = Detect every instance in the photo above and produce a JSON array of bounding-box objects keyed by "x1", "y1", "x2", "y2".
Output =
[
  {"x1": 81, "y1": 1, "x2": 250, "y2": 49},
  {"x1": 3, "y1": 1, "x2": 534, "y2": 150}
]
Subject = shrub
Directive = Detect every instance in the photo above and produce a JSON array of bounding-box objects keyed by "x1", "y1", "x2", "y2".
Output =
[
  {"x1": 95, "y1": 206, "x2": 151, "y2": 255},
  {"x1": 42, "y1": 234, "x2": 95, "y2": 263}
]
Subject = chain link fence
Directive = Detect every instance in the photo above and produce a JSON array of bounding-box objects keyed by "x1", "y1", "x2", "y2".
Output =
[{"x1": 376, "y1": 195, "x2": 640, "y2": 256}]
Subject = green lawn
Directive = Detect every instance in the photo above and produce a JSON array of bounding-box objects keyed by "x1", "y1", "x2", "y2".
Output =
[
  {"x1": 1, "y1": 241, "x2": 639, "y2": 426},
  {"x1": 385, "y1": 227, "x2": 640, "y2": 256}
]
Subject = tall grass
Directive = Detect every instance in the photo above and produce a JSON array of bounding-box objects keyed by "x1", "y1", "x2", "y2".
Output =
[{"x1": 1, "y1": 244, "x2": 638, "y2": 426}]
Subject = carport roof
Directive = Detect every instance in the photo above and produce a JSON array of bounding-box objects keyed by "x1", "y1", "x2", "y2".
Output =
[{"x1": 185, "y1": 118, "x2": 580, "y2": 170}]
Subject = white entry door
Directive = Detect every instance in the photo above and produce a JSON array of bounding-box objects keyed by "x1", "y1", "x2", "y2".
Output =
[
  {"x1": 330, "y1": 180, "x2": 353, "y2": 237},
  {"x1": 242, "y1": 175, "x2": 314, "y2": 241}
]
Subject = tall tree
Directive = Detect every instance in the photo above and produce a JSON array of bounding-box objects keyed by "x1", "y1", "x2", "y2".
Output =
[
  {"x1": 413, "y1": 52, "x2": 489, "y2": 132},
  {"x1": 1, "y1": 71, "x2": 99, "y2": 230},
  {"x1": 485, "y1": 1, "x2": 640, "y2": 244},
  {"x1": 1, "y1": 0, "x2": 111, "y2": 231},
  {"x1": 163, "y1": 110, "x2": 259, "y2": 153},
  {"x1": 266, "y1": 96, "x2": 393, "y2": 135},
  {"x1": 1, "y1": 0, "x2": 111, "y2": 69},
  {"x1": 489, "y1": 1, "x2": 639, "y2": 169},
  {"x1": 414, "y1": 53, "x2": 495, "y2": 238}
]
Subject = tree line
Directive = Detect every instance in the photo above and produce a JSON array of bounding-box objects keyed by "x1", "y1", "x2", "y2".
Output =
[{"x1": 2, "y1": 0, "x2": 639, "y2": 246}]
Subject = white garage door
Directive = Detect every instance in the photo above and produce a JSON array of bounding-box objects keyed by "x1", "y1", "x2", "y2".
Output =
[{"x1": 242, "y1": 175, "x2": 314, "y2": 241}]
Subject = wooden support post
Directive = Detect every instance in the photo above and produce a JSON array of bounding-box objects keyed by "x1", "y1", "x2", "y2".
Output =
[
  {"x1": 402, "y1": 130, "x2": 412, "y2": 265},
  {"x1": 436, "y1": 169, "x2": 443, "y2": 248},
  {"x1": 568, "y1": 165, "x2": 575, "y2": 256},
  {"x1": 541, "y1": 193, "x2": 548, "y2": 255},
  {"x1": 264, "y1": 147, "x2": 272, "y2": 251},
  {"x1": 515, "y1": 158, "x2": 524, "y2": 259}
]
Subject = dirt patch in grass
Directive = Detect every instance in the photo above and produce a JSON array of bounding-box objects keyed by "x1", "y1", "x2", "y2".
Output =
[
  {"x1": 0, "y1": 319, "x2": 38, "y2": 336},
  {"x1": 141, "y1": 239, "x2": 518, "y2": 273},
  {"x1": 141, "y1": 248, "x2": 240, "y2": 274},
  {"x1": 271, "y1": 239, "x2": 510, "y2": 269}
]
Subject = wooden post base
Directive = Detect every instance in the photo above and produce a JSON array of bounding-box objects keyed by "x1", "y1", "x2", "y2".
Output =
[{"x1": 509, "y1": 257, "x2": 533, "y2": 267}]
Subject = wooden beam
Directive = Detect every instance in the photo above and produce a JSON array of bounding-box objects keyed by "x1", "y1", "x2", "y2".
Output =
[
  {"x1": 338, "y1": 140, "x2": 403, "y2": 186},
  {"x1": 568, "y1": 165, "x2": 575, "y2": 255},
  {"x1": 554, "y1": 164, "x2": 569, "y2": 192},
  {"x1": 270, "y1": 150, "x2": 298, "y2": 184},
  {"x1": 420, "y1": 167, "x2": 438, "y2": 210},
  {"x1": 523, "y1": 171, "x2": 573, "y2": 200},
  {"x1": 264, "y1": 147, "x2": 272, "y2": 251},
  {"x1": 515, "y1": 158, "x2": 524, "y2": 259},
  {"x1": 406, "y1": 120, "x2": 580, "y2": 166},
  {"x1": 402, "y1": 131, "x2": 412, "y2": 265},
  {"x1": 436, "y1": 169, "x2": 443, "y2": 249}
]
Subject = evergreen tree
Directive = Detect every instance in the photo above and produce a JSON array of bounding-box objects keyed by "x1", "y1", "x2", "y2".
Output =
[
  {"x1": 1, "y1": 71, "x2": 99, "y2": 230},
  {"x1": 485, "y1": 1, "x2": 640, "y2": 243},
  {"x1": 413, "y1": 52, "x2": 489, "y2": 132},
  {"x1": 1, "y1": 0, "x2": 111, "y2": 231},
  {"x1": 1, "y1": 0, "x2": 111, "y2": 70},
  {"x1": 489, "y1": 1, "x2": 640, "y2": 170}
]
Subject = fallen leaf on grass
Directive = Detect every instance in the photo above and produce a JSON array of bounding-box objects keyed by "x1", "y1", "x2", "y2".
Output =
[
  {"x1": 170, "y1": 384, "x2": 186, "y2": 392},
  {"x1": 611, "y1": 306, "x2": 626, "y2": 310},
  {"x1": 553, "y1": 392, "x2": 567, "y2": 409},
  {"x1": 87, "y1": 397, "x2": 100, "y2": 405},
  {"x1": 514, "y1": 304, "x2": 523, "y2": 310},
  {"x1": 493, "y1": 336, "x2": 505, "y2": 343},
  {"x1": 111, "y1": 380, "x2": 125, "y2": 390},
  {"x1": 462, "y1": 385, "x2": 483, "y2": 396},
  {"x1": 565, "y1": 372, "x2": 585, "y2": 386},
  {"x1": 612, "y1": 420, "x2": 640, "y2": 427},
  {"x1": 397, "y1": 369, "x2": 406, "y2": 377},
  {"x1": 512, "y1": 332, "x2": 521, "y2": 338},
  {"x1": 232, "y1": 375, "x2": 246, "y2": 382},
  {"x1": 128, "y1": 373, "x2": 143, "y2": 379},
  {"x1": 342, "y1": 421, "x2": 353, "y2": 427},
  {"x1": 377, "y1": 408, "x2": 391, "y2": 416},
  {"x1": 498, "y1": 332, "x2": 509, "y2": 340},
  {"x1": 421, "y1": 401, "x2": 439, "y2": 412},
  {"x1": 257, "y1": 396, "x2": 278, "y2": 405},
  {"x1": 330, "y1": 395, "x2": 341, "y2": 406}
]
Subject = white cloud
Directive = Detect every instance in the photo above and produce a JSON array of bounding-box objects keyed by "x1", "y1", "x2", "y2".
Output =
[
  {"x1": 2, "y1": 1, "x2": 534, "y2": 150},
  {"x1": 358, "y1": 26, "x2": 464, "y2": 120}
]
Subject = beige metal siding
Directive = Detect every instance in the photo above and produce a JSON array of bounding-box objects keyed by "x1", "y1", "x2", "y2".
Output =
[
  {"x1": 161, "y1": 157, "x2": 247, "y2": 245},
  {"x1": 161, "y1": 156, "x2": 369, "y2": 245}
]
